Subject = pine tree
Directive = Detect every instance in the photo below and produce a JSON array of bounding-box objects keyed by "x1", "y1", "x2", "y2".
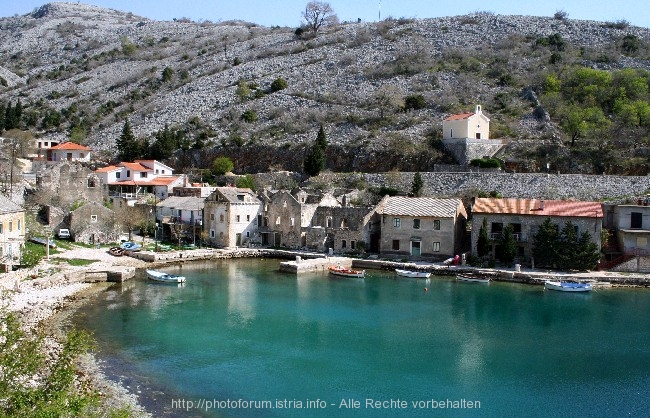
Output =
[
  {"x1": 411, "y1": 172, "x2": 423, "y2": 197},
  {"x1": 558, "y1": 221, "x2": 579, "y2": 270},
  {"x1": 500, "y1": 224, "x2": 517, "y2": 266},
  {"x1": 0, "y1": 103, "x2": 5, "y2": 131},
  {"x1": 477, "y1": 217, "x2": 490, "y2": 258},
  {"x1": 573, "y1": 230, "x2": 601, "y2": 271}
]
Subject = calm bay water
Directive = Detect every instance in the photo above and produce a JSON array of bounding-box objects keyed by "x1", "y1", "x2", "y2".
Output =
[{"x1": 73, "y1": 259, "x2": 650, "y2": 417}]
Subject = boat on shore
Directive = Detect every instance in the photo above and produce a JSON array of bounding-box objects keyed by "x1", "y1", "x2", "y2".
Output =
[
  {"x1": 328, "y1": 265, "x2": 365, "y2": 278},
  {"x1": 456, "y1": 273, "x2": 490, "y2": 283},
  {"x1": 120, "y1": 241, "x2": 141, "y2": 251},
  {"x1": 108, "y1": 247, "x2": 124, "y2": 256},
  {"x1": 146, "y1": 269, "x2": 186, "y2": 283},
  {"x1": 395, "y1": 269, "x2": 431, "y2": 278},
  {"x1": 29, "y1": 237, "x2": 57, "y2": 248},
  {"x1": 544, "y1": 280, "x2": 592, "y2": 292}
]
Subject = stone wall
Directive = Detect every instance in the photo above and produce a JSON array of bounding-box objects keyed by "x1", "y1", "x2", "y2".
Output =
[{"x1": 442, "y1": 138, "x2": 506, "y2": 164}]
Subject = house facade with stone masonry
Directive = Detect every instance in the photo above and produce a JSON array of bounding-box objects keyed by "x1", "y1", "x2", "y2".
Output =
[
  {"x1": 609, "y1": 202, "x2": 650, "y2": 256},
  {"x1": 471, "y1": 198, "x2": 603, "y2": 264},
  {"x1": 204, "y1": 187, "x2": 262, "y2": 247},
  {"x1": 155, "y1": 195, "x2": 204, "y2": 244},
  {"x1": 95, "y1": 160, "x2": 185, "y2": 201},
  {"x1": 68, "y1": 201, "x2": 117, "y2": 244},
  {"x1": 0, "y1": 194, "x2": 25, "y2": 270},
  {"x1": 257, "y1": 189, "x2": 341, "y2": 248},
  {"x1": 46, "y1": 142, "x2": 92, "y2": 163},
  {"x1": 377, "y1": 196, "x2": 467, "y2": 258}
]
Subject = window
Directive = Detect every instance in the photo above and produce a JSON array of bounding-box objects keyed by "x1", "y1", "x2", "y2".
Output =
[
  {"x1": 219, "y1": 214, "x2": 224, "y2": 222},
  {"x1": 433, "y1": 242, "x2": 440, "y2": 252},
  {"x1": 246, "y1": 231, "x2": 250, "y2": 238},
  {"x1": 140, "y1": 172, "x2": 147, "y2": 178},
  {"x1": 631, "y1": 212, "x2": 643, "y2": 229},
  {"x1": 351, "y1": 241, "x2": 356, "y2": 249},
  {"x1": 17, "y1": 220, "x2": 21, "y2": 230},
  {"x1": 161, "y1": 170, "x2": 166, "y2": 174},
  {"x1": 433, "y1": 220, "x2": 440, "y2": 230},
  {"x1": 475, "y1": 133, "x2": 481, "y2": 139},
  {"x1": 210, "y1": 230, "x2": 215, "y2": 238},
  {"x1": 393, "y1": 218, "x2": 401, "y2": 228},
  {"x1": 0, "y1": 224, "x2": 3, "y2": 234},
  {"x1": 276, "y1": 216, "x2": 281, "y2": 225},
  {"x1": 413, "y1": 219, "x2": 420, "y2": 229},
  {"x1": 155, "y1": 169, "x2": 159, "y2": 174},
  {"x1": 90, "y1": 215, "x2": 98, "y2": 223},
  {"x1": 342, "y1": 240, "x2": 347, "y2": 249},
  {"x1": 210, "y1": 213, "x2": 215, "y2": 221},
  {"x1": 246, "y1": 215, "x2": 250, "y2": 222},
  {"x1": 80, "y1": 153, "x2": 85, "y2": 158},
  {"x1": 126, "y1": 170, "x2": 131, "y2": 177},
  {"x1": 236, "y1": 215, "x2": 240, "y2": 222},
  {"x1": 116, "y1": 172, "x2": 121, "y2": 179},
  {"x1": 8, "y1": 222, "x2": 12, "y2": 232},
  {"x1": 326, "y1": 217, "x2": 332, "y2": 228},
  {"x1": 392, "y1": 240, "x2": 400, "y2": 250},
  {"x1": 290, "y1": 217, "x2": 295, "y2": 226}
]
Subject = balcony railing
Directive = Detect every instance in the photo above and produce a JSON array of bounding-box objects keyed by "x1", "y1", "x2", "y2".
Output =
[{"x1": 490, "y1": 232, "x2": 527, "y2": 241}]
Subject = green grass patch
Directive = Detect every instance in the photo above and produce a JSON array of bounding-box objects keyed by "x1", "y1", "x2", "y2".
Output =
[{"x1": 63, "y1": 258, "x2": 98, "y2": 266}]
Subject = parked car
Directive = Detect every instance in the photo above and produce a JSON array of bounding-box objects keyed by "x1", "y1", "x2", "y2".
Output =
[{"x1": 57, "y1": 228, "x2": 71, "y2": 239}]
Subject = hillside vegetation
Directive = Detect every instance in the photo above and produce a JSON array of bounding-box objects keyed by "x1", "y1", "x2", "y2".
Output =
[{"x1": 1, "y1": 2, "x2": 650, "y2": 175}]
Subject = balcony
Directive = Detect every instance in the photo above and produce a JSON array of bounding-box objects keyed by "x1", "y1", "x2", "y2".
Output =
[{"x1": 490, "y1": 232, "x2": 527, "y2": 242}]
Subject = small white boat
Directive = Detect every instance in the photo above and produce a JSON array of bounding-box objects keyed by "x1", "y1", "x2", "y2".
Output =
[
  {"x1": 120, "y1": 241, "x2": 142, "y2": 251},
  {"x1": 456, "y1": 273, "x2": 490, "y2": 283},
  {"x1": 146, "y1": 269, "x2": 186, "y2": 283},
  {"x1": 395, "y1": 269, "x2": 431, "y2": 278},
  {"x1": 544, "y1": 280, "x2": 592, "y2": 292},
  {"x1": 328, "y1": 265, "x2": 365, "y2": 278}
]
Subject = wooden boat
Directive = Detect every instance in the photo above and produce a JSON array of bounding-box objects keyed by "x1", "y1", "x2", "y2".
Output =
[
  {"x1": 395, "y1": 269, "x2": 431, "y2": 278},
  {"x1": 328, "y1": 265, "x2": 365, "y2": 278},
  {"x1": 108, "y1": 246, "x2": 124, "y2": 256},
  {"x1": 544, "y1": 280, "x2": 592, "y2": 292},
  {"x1": 120, "y1": 241, "x2": 142, "y2": 251},
  {"x1": 146, "y1": 269, "x2": 186, "y2": 283},
  {"x1": 29, "y1": 237, "x2": 57, "y2": 248},
  {"x1": 456, "y1": 273, "x2": 490, "y2": 283}
]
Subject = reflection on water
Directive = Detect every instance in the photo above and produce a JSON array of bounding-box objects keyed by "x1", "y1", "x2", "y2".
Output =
[{"x1": 73, "y1": 260, "x2": 650, "y2": 418}]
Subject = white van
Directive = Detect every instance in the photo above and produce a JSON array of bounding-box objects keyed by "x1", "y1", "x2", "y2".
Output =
[{"x1": 57, "y1": 228, "x2": 71, "y2": 239}]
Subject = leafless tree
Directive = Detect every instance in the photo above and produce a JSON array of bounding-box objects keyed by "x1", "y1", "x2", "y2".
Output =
[
  {"x1": 302, "y1": 1, "x2": 338, "y2": 33},
  {"x1": 373, "y1": 85, "x2": 404, "y2": 119}
]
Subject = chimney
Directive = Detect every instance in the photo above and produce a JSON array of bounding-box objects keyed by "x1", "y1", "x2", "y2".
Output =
[{"x1": 540, "y1": 200, "x2": 545, "y2": 210}]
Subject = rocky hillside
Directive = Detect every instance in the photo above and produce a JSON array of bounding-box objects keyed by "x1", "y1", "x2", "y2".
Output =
[{"x1": 1, "y1": 2, "x2": 650, "y2": 174}]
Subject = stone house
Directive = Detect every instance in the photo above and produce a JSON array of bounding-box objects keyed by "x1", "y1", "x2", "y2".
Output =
[
  {"x1": 304, "y1": 203, "x2": 379, "y2": 254},
  {"x1": 377, "y1": 196, "x2": 467, "y2": 258},
  {"x1": 471, "y1": 198, "x2": 603, "y2": 264},
  {"x1": 155, "y1": 196, "x2": 204, "y2": 244},
  {"x1": 257, "y1": 188, "x2": 340, "y2": 248},
  {"x1": 0, "y1": 194, "x2": 25, "y2": 270},
  {"x1": 204, "y1": 187, "x2": 262, "y2": 247},
  {"x1": 68, "y1": 201, "x2": 117, "y2": 244}
]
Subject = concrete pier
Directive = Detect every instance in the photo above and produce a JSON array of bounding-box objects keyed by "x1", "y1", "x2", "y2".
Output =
[{"x1": 279, "y1": 256, "x2": 352, "y2": 274}]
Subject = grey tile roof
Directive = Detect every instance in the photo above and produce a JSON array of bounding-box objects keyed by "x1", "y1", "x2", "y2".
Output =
[
  {"x1": 381, "y1": 197, "x2": 462, "y2": 218},
  {"x1": 215, "y1": 187, "x2": 261, "y2": 204},
  {"x1": 0, "y1": 194, "x2": 22, "y2": 214},
  {"x1": 156, "y1": 196, "x2": 205, "y2": 210}
]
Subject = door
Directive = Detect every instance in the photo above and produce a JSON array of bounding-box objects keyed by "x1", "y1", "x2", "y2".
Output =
[
  {"x1": 236, "y1": 233, "x2": 242, "y2": 246},
  {"x1": 411, "y1": 241, "x2": 421, "y2": 256}
]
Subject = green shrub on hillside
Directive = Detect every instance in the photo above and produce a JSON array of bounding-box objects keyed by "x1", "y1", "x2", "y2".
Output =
[{"x1": 270, "y1": 77, "x2": 288, "y2": 92}]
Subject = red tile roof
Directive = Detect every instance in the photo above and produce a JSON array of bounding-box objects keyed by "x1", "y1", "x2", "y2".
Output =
[
  {"x1": 106, "y1": 176, "x2": 181, "y2": 186},
  {"x1": 119, "y1": 162, "x2": 152, "y2": 171},
  {"x1": 443, "y1": 112, "x2": 474, "y2": 121},
  {"x1": 472, "y1": 198, "x2": 603, "y2": 218},
  {"x1": 49, "y1": 142, "x2": 91, "y2": 151},
  {"x1": 95, "y1": 165, "x2": 120, "y2": 173}
]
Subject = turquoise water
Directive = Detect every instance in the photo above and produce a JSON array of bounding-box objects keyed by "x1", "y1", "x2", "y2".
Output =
[{"x1": 73, "y1": 259, "x2": 650, "y2": 417}]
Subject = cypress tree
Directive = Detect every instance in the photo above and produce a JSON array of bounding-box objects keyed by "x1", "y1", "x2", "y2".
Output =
[
  {"x1": 411, "y1": 172, "x2": 423, "y2": 197},
  {"x1": 500, "y1": 224, "x2": 517, "y2": 266},
  {"x1": 316, "y1": 124, "x2": 327, "y2": 149},
  {"x1": 532, "y1": 217, "x2": 559, "y2": 268},
  {"x1": 477, "y1": 217, "x2": 491, "y2": 258},
  {"x1": 573, "y1": 230, "x2": 601, "y2": 271},
  {"x1": 558, "y1": 221, "x2": 579, "y2": 270},
  {"x1": 117, "y1": 120, "x2": 138, "y2": 162},
  {"x1": 304, "y1": 143, "x2": 324, "y2": 176}
]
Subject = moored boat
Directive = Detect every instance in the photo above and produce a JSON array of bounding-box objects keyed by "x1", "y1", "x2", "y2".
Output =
[
  {"x1": 146, "y1": 269, "x2": 186, "y2": 283},
  {"x1": 544, "y1": 280, "x2": 592, "y2": 292},
  {"x1": 328, "y1": 265, "x2": 365, "y2": 278},
  {"x1": 395, "y1": 269, "x2": 431, "y2": 278},
  {"x1": 456, "y1": 273, "x2": 490, "y2": 283}
]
